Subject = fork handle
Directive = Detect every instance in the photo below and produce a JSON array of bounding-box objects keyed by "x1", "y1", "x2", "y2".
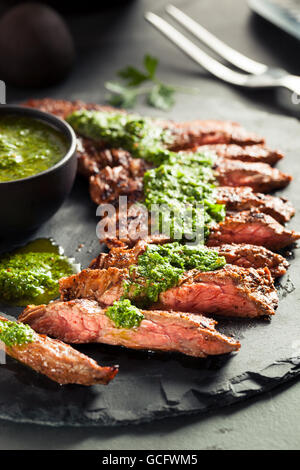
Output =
[{"x1": 280, "y1": 75, "x2": 300, "y2": 99}]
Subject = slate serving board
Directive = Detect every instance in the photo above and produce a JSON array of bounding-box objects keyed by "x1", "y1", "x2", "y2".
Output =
[{"x1": 0, "y1": 99, "x2": 300, "y2": 427}]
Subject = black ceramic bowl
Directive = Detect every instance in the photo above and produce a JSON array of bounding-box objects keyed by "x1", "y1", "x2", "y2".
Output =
[{"x1": 0, "y1": 104, "x2": 77, "y2": 238}]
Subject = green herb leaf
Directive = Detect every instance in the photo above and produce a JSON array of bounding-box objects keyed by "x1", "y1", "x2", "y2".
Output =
[
  {"x1": 143, "y1": 54, "x2": 158, "y2": 80},
  {"x1": 105, "y1": 81, "x2": 138, "y2": 108},
  {"x1": 118, "y1": 66, "x2": 149, "y2": 87},
  {"x1": 147, "y1": 83, "x2": 176, "y2": 111}
]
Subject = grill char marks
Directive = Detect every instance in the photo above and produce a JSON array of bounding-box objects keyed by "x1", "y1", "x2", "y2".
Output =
[
  {"x1": 208, "y1": 210, "x2": 300, "y2": 251},
  {"x1": 59, "y1": 264, "x2": 278, "y2": 318},
  {"x1": 215, "y1": 158, "x2": 292, "y2": 193},
  {"x1": 197, "y1": 144, "x2": 283, "y2": 165},
  {"x1": 89, "y1": 240, "x2": 288, "y2": 279},
  {"x1": 0, "y1": 315, "x2": 118, "y2": 385},
  {"x1": 215, "y1": 186, "x2": 295, "y2": 224},
  {"x1": 19, "y1": 300, "x2": 240, "y2": 357}
]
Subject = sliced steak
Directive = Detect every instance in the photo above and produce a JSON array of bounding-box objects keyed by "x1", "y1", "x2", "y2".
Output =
[
  {"x1": 89, "y1": 240, "x2": 288, "y2": 279},
  {"x1": 197, "y1": 144, "x2": 283, "y2": 165},
  {"x1": 59, "y1": 267, "x2": 126, "y2": 306},
  {"x1": 215, "y1": 158, "x2": 292, "y2": 193},
  {"x1": 211, "y1": 243, "x2": 288, "y2": 278},
  {"x1": 215, "y1": 186, "x2": 295, "y2": 224},
  {"x1": 0, "y1": 315, "x2": 118, "y2": 385},
  {"x1": 156, "y1": 265, "x2": 277, "y2": 318},
  {"x1": 19, "y1": 300, "x2": 240, "y2": 357},
  {"x1": 208, "y1": 210, "x2": 300, "y2": 251},
  {"x1": 25, "y1": 98, "x2": 264, "y2": 149},
  {"x1": 89, "y1": 161, "x2": 150, "y2": 205},
  {"x1": 161, "y1": 119, "x2": 264, "y2": 149},
  {"x1": 59, "y1": 264, "x2": 278, "y2": 318}
]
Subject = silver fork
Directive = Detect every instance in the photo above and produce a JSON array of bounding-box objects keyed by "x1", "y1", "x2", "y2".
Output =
[{"x1": 144, "y1": 4, "x2": 300, "y2": 96}]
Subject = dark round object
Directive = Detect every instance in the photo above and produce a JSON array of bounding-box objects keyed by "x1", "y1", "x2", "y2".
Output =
[
  {"x1": 0, "y1": 3, "x2": 75, "y2": 87},
  {"x1": 0, "y1": 104, "x2": 77, "y2": 237}
]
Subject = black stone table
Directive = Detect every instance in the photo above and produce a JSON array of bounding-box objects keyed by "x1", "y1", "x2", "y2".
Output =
[{"x1": 1, "y1": 0, "x2": 300, "y2": 449}]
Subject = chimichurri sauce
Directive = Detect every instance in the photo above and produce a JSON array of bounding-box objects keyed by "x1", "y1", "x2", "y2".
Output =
[
  {"x1": 0, "y1": 319, "x2": 36, "y2": 347},
  {"x1": 0, "y1": 239, "x2": 79, "y2": 306},
  {"x1": 0, "y1": 115, "x2": 68, "y2": 182},
  {"x1": 106, "y1": 299, "x2": 144, "y2": 329}
]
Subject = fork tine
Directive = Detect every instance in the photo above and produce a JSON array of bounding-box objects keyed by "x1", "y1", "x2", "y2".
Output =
[
  {"x1": 166, "y1": 4, "x2": 267, "y2": 75},
  {"x1": 145, "y1": 12, "x2": 249, "y2": 86}
]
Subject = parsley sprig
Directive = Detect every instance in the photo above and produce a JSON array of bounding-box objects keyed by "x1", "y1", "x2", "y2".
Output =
[{"x1": 105, "y1": 54, "x2": 193, "y2": 111}]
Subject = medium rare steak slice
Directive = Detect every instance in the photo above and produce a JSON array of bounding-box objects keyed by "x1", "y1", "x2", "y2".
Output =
[
  {"x1": 19, "y1": 300, "x2": 240, "y2": 357},
  {"x1": 197, "y1": 144, "x2": 283, "y2": 165},
  {"x1": 89, "y1": 240, "x2": 288, "y2": 279},
  {"x1": 215, "y1": 158, "x2": 291, "y2": 193},
  {"x1": 24, "y1": 98, "x2": 264, "y2": 149},
  {"x1": 207, "y1": 210, "x2": 300, "y2": 251},
  {"x1": 156, "y1": 265, "x2": 277, "y2": 318},
  {"x1": 215, "y1": 186, "x2": 295, "y2": 224},
  {"x1": 161, "y1": 119, "x2": 264, "y2": 149},
  {"x1": 59, "y1": 265, "x2": 278, "y2": 318},
  {"x1": 0, "y1": 315, "x2": 118, "y2": 385}
]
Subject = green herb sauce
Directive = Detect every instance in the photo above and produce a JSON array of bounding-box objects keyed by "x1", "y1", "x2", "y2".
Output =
[
  {"x1": 0, "y1": 115, "x2": 68, "y2": 182},
  {"x1": 123, "y1": 242, "x2": 226, "y2": 306},
  {"x1": 106, "y1": 298, "x2": 144, "y2": 329},
  {"x1": 67, "y1": 109, "x2": 173, "y2": 166},
  {"x1": 0, "y1": 239, "x2": 77, "y2": 306},
  {"x1": 144, "y1": 152, "x2": 226, "y2": 240},
  {"x1": 0, "y1": 320, "x2": 36, "y2": 347},
  {"x1": 67, "y1": 109, "x2": 226, "y2": 239}
]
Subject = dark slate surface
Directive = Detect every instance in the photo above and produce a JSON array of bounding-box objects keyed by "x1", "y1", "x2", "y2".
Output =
[
  {"x1": 1, "y1": 0, "x2": 300, "y2": 426},
  {"x1": 0, "y1": 97, "x2": 300, "y2": 427}
]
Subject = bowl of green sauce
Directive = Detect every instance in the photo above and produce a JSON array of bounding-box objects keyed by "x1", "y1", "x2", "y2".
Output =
[{"x1": 0, "y1": 104, "x2": 77, "y2": 236}]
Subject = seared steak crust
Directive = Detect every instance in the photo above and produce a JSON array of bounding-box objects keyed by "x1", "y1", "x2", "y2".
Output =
[
  {"x1": 215, "y1": 186, "x2": 295, "y2": 224},
  {"x1": 208, "y1": 210, "x2": 300, "y2": 251},
  {"x1": 215, "y1": 158, "x2": 291, "y2": 193},
  {"x1": 59, "y1": 264, "x2": 278, "y2": 318},
  {"x1": 19, "y1": 300, "x2": 240, "y2": 357},
  {"x1": 197, "y1": 144, "x2": 283, "y2": 165},
  {"x1": 89, "y1": 240, "x2": 288, "y2": 279},
  {"x1": 0, "y1": 315, "x2": 118, "y2": 385}
]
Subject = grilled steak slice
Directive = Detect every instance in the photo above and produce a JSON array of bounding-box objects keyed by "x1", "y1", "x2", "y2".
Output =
[
  {"x1": 77, "y1": 138, "x2": 133, "y2": 178},
  {"x1": 59, "y1": 267, "x2": 126, "y2": 306},
  {"x1": 215, "y1": 158, "x2": 291, "y2": 192},
  {"x1": 59, "y1": 264, "x2": 278, "y2": 318},
  {"x1": 89, "y1": 161, "x2": 150, "y2": 205},
  {"x1": 197, "y1": 144, "x2": 283, "y2": 165},
  {"x1": 89, "y1": 240, "x2": 288, "y2": 279},
  {"x1": 25, "y1": 98, "x2": 264, "y2": 149},
  {"x1": 208, "y1": 210, "x2": 300, "y2": 251},
  {"x1": 161, "y1": 119, "x2": 264, "y2": 149},
  {"x1": 24, "y1": 98, "x2": 114, "y2": 119},
  {"x1": 211, "y1": 244, "x2": 288, "y2": 278},
  {"x1": 215, "y1": 186, "x2": 295, "y2": 224},
  {"x1": 156, "y1": 265, "x2": 277, "y2": 318},
  {"x1": 0, "y1": 315, "x2": 118, "y2": 385},
  {"x1": 19, "y1": 300, "x2": 240, "y2": 357}
]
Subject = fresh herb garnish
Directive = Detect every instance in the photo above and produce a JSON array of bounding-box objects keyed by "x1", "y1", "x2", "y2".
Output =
[{"x1": 105, "y1": 54, "x2": 191, "y2": 111}]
